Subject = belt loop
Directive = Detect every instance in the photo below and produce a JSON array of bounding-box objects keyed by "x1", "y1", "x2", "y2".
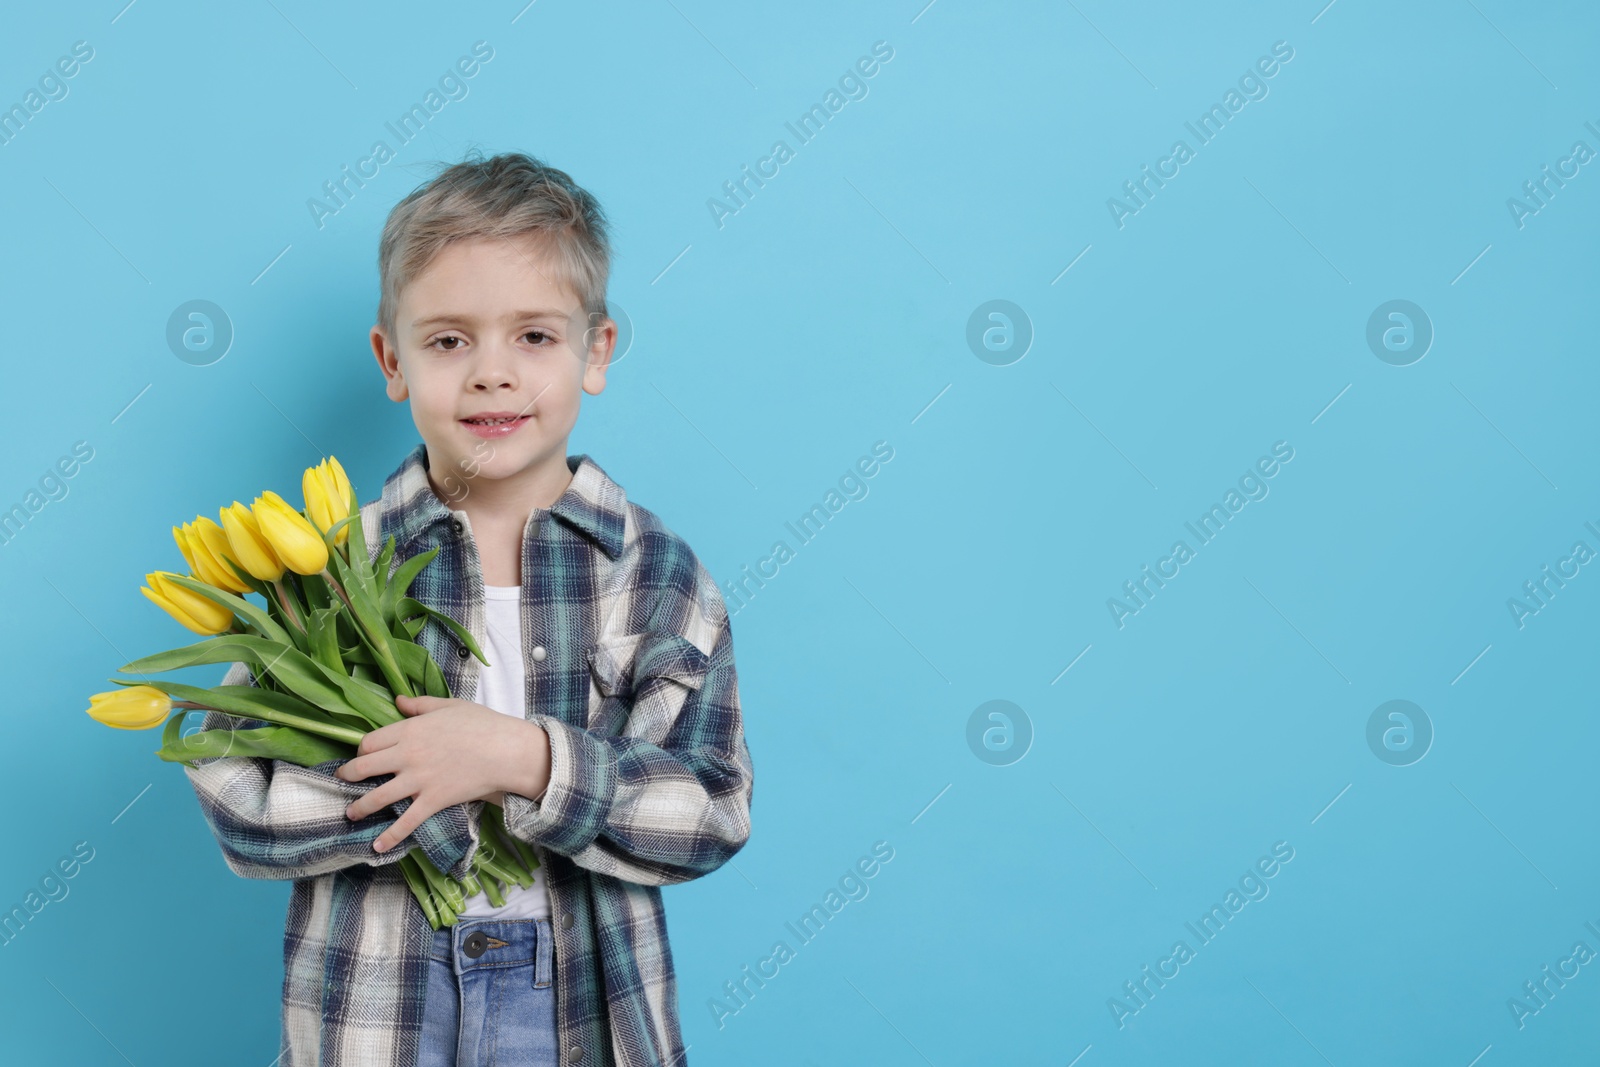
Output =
[
  {"x1": 444, "y1": 923, "x2": 461, "y2": 978},
  {"x1": 535, "y1": 919, "x2": 554, "y2": 988}
]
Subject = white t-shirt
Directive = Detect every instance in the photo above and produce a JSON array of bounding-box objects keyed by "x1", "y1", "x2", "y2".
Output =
[{"x1": 455, "y1": 583, "x2": 551, "y2": 921}]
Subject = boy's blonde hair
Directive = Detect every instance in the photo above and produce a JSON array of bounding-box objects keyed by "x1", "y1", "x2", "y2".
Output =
[{"x1": 375, "y1": 150, "x2": 612, "y2": 341}]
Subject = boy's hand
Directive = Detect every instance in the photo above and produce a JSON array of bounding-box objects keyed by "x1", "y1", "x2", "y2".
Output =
[{"x1": 336, "y1": 695, "x2": 551, "y2": 852}]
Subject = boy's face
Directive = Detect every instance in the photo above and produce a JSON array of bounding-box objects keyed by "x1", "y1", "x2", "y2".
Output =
[{"x1": 370, "y1": 235, "x2": 615, "y2": 506}]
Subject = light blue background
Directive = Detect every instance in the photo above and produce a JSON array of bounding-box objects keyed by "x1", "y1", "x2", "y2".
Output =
[{"x1": 2, "y1": 1, "x2": 1596, "y2": 1064}]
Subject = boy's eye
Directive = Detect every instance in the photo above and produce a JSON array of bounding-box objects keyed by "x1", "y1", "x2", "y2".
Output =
[{"x1": 426, "y1": 331, "x2": 554, "y2": 351}]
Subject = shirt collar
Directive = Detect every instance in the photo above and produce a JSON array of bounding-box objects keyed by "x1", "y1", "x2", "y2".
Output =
[{"x1": 377, "y1": 442, "x2": 628, "y2": 560}]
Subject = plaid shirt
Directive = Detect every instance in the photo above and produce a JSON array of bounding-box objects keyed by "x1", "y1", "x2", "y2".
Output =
[{"x1": 183, "y1": 443, "x2": 753, "y2": 1067}]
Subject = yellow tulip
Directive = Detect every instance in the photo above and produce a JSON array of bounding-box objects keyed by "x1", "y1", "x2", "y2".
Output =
[
  {"x1": 141, "y1": 571, "x2": 235, "y2": 634},
  {"x1": 174, "y1": 519, "x2": 251, "y2": 594},
  {"x1": 173, "y1": 523, "x2": 205, "y2": 576},
  {"x1": 86, "y1": 685, "x2": 172, "y2": 730},
  {"x1": 220, "y1": 501, "x2": 285, "y2": 581},
  {"x1": 303, "y1": 457, "x2": 353, "y2": 546},
  {"x1": 189, "y1": 516, "x2": 253, "y2": 593},
  {"x1": 253, "y1": 491, "x2": 329, "y2": 576}
]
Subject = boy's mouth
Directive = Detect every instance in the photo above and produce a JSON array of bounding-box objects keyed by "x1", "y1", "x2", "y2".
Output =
[{"x1": 460, "y1": 412, "x2": 531, "y2": 438}]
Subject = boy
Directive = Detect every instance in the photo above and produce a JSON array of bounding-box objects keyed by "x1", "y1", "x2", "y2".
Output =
[{"x1": 182, "y1": 151, "x2": 753, "y2": 1067}]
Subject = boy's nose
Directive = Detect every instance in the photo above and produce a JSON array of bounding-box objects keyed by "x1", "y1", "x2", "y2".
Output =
[{"x1": 468, "y1": 353, "x2": 518, "y2": 389}]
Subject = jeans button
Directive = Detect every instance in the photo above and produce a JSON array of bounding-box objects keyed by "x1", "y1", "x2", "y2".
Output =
[{"x1": 463, "y1": 931, "x2": 488, "y2": 958}]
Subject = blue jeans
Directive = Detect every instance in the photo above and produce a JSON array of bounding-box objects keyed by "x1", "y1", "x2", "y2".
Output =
[{"x1": 418, "y1": 917, "x2": 558, "y2": 1067}]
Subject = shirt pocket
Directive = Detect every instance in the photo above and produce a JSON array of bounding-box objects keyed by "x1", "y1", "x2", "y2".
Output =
[{"x1": 585, "y1": 630, "x2": 712, "y2": 739}]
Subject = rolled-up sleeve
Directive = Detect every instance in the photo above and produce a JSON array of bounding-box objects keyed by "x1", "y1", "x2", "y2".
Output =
[{"x1": 501, "y1": 615, "x2": 753, "y2": 886}]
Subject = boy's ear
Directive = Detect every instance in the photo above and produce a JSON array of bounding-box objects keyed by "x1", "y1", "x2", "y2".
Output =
[
  {"x1": 579, "y1": 317, "x2": 617, "y2": 396},
  {"x1": 370, "y1": 325, "x2": 408, "y2": 402}
]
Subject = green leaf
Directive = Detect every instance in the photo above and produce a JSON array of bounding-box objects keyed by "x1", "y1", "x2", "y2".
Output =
[
  {"x1": 160, "y1": 708, "x2": 189, "y2": 763},
  {"x1": 343, "y1": 485, "x2": 369, "y2": 570},
  {"x1": 395, "y1": 612, "x2": 426, "y2": 641},
  {"x1": 326, "y1": 537, "x2": 367, "y2": 602},
  {"x1": 226, "y1": 559, "x2": 263, "y2": 594},
  {"x1": 302, "y1": 573, "x2": 332, "y2": 613},
  {"x1": 120, "y1": 678, "x2": 364, "y2": 745},
  {"x1": 350, "y1": 661, "x2": 383, "y2": 686},
  {"x1": 337, "y1": 560, "x2": 415, "y2": 697},
  {"x1": 396, "y1": 597, "x2": 489, "y2": 666},
  {"x1": 346, "y1": 672, "x2": 394, "y2": 706},
  {"x1": 375, "y1": 535, "x2": 397, "y2": 583},
  {"x1": 324, "y1": 516, "x2": 355, "y2": 566},
  {"x1": 345, "y1": 535, "x2": 384, "y2": 599},
  {"x1": 156, "y1": 722, "x2": 355, "y2": 767},
  {"x1": 250, "y1": 578, "x2": 312, "y2": 656},
  {"x1": 306, "y1": 606, "x2": 344, "y2": 673},
  {"x1": 119, "y1": 634, "x2": 397, "y2": 729},
  {"x1": 119, "y1": 634, "x2": 267, "y2": 675},
  {"x1": 342, "y1": 641, "x2": 377, "y2": 665},
  {"x1": 423, "y1": 653, "x2": 449, "y2": 698},
  {"x1": 162, "y1": 573, "x2": 290, "y2": 646},
  {"x1": 382, "y1": 547, "x2": 439, "y2": 619},
  {"x1": 211, "y1": 684, "x2": 369, "y2": 732},
  {"x1": 391, "y1": 640, "x2": 432, "y2": 691},
  {"x1": 385, "y1": 641, "x2": 453, "y2": 699}
]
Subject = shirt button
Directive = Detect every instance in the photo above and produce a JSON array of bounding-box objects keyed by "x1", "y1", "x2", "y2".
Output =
[
  {"x1": 531, "y1": 645, "x2": 547, "y2": 662},
  {"x1": 568, "y1": 1047, "x2": 584, "y2": 1063},
  {"x1": 457, "y1": 645, "x2": 469, "y2": 659},
  {"x1": 451, "y1": 518, "x2": 464, "y2": 535},
  {"x1": 561, "y1": 912, "x2": 575, "y2": 930}
]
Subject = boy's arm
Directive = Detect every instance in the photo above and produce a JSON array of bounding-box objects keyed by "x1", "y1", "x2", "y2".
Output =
[
  {"x1": 182, "y1": 660, "x2": 485, "y2": 882},
  {"x1": 500, "y1": 604, "x2": 754, "y2": 887}
]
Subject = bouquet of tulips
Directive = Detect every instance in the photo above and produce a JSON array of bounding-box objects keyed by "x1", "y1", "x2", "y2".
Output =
[{"x1": 84, "y1": 456, "x2": 539, "y2": 929}]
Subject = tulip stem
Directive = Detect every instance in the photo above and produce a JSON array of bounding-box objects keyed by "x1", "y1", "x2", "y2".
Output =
[
  {"x1": 320, "y1": 568, "x2": 353, "y2": 614},
  {"x1": 319, "y1": 567, "x2": 353, "y2": 611},
  {"x1": 320, "y1": 567, "x2": 414, "y2": 699},
  {"x1": 318, "y1": 566, "x2": 360, "y2": 627},
  {"x1": 272, "y1": 580, "x2": 305, "y2": 632}
]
